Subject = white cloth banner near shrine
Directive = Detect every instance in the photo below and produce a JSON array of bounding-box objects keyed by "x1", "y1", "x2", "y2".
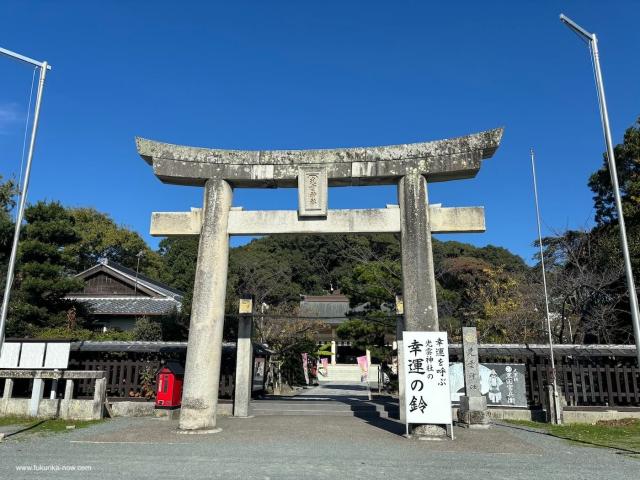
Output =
[{"x1": 402, "y1": 331, "x2": 452, "y2": 425}]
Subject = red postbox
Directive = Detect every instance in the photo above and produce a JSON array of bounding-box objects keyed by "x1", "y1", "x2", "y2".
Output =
[{"x1": 155, "y1": 361, "x2": 184, "y2": 409}]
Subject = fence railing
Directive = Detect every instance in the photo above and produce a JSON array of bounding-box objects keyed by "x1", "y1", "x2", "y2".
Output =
[
  {"x1": 66, "y1": 344, "x2": 638, "y2": 408},
  {"x1": 528, "y1": 363, "x2": 640, "y2": 407},
  {"x1": 76, "y1": 357, "x2": 638, "y2": 407},
  {"x1": 69, "y1": 357, "x2": 235, "y2": 400}
]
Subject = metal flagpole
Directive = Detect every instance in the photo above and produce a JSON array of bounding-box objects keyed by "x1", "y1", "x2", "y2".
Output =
[
  {"x1": 560, "y1": 14, "x2": 640, "y2": 368},
  {"x1": 0, "y1": 48, "x2": 51, "y2": 351},
  {"x1": 530, "y1": 148, "x2": 561, "y2": 424}
]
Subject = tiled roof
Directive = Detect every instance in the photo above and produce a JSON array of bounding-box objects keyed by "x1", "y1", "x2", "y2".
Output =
[
  {"x1": 70, "y1": 297, "x2": 180, "y2": 316},
  {"x1": 299, "y1": 299, "x2": 350, "y2": 320},
  {"x1": 69, "y1": 341, "x2": 273, "y2": 356},
  {"x1": 100, "y1": 260, "x2": 183, "y2": 300},
  {"x1": 73, "y1": 259, "x2": 184, "y2": 301},
  {"x1": 451, "y1": 344, "x2": 638, "y2": 357},
  {"x1": 301, "y1": 295, "x2": 349, "y2": 303}
]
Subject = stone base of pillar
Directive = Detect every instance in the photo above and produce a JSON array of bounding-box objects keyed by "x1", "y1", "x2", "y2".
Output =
[
  {"x1": 457, "y1": 395, "x2": 490, "y2": 429},
  {"x1": 177, "y1": 427, "x2": 222, "y2": 435},
  {"x1": 155, "y1": 408, "x2": 181, "y2": 420},
  {"x1": 408, "y1": 424, "x2": 448, "y2": 440}
]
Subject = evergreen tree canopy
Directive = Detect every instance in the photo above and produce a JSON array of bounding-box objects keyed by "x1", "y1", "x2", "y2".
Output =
[
  {"x1": 67, "y1": 207, "x2": 162, "y2": 276},
  {"x1": 8, "y1": 201, "x2": 84, "y2": 335},
  {"x1": 0, "y1": 177, "x2": 17, "y2": 291},
  {"x1": 589, "y1": 117, "x2": 640, "y2": 226}
]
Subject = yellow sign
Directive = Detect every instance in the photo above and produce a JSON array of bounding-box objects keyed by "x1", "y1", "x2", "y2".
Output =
[
  {"x1": 238, "y1": 298, "x2": 253, "y2": 314},
  {"x1": 395, "y1": 295, "x2": 404, "y2": 315}
]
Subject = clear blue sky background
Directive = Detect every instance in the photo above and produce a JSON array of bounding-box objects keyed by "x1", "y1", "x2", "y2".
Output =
[{"x1": 1, "y1": 1, "x2": 639, "y2": 263}]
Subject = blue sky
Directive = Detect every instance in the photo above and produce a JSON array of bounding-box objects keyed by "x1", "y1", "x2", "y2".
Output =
[{"x1": 1, "y1": 1, "x2": 639, "y2": 263}]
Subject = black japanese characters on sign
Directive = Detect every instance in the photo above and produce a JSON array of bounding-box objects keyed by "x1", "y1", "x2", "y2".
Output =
[{"x1": 403, "y1": 332, "x2": 452, "y2": 424}]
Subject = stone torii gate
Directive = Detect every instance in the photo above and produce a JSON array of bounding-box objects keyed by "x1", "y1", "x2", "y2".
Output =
[{"x1": 137, "y1": 128, "x2": 503, "y2": 434}]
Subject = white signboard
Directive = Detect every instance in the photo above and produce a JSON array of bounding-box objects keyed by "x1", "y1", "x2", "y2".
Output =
[
  {"x1": 18, "y1": 343, "x2": 46, "y2": 368},
  {"x1": 402, "y1": 331, "x2": 452, "y2": 425},
  {"x1": 0, "y1": 342, "x2": 71, "y2": 369},
  {"x1": 43, "y1": 343, "x2": 71, "y2": 369},
  {"x1": 0, "y1": 342, "x2": 20, "y2": 368}
]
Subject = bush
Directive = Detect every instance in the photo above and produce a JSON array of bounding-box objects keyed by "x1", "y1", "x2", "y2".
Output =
[
  {"x1": 29, "y1": 326, "x2": 134, "y2": 341},
  {"x1": 131, "y1": 317, "x2": 163, "y2": 341}
]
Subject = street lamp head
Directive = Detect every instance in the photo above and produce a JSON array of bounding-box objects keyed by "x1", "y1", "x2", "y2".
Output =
[
  {"x1": 560, "y1": 13, "x2": 594, "y2": 43},
  {"x1": 0, "y1": 47, "x2": 51, "y2": 69}
]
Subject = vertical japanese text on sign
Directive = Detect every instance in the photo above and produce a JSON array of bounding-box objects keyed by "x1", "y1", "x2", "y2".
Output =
[{"x1": 402, "y1": 331, "x2": 453, "y2": 425}]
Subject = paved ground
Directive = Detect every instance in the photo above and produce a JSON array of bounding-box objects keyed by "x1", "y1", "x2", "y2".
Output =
[
  {"x1": 253, "y1": 382, "x2": 398, "y2": 417},
  {"x1": 1, "y1": 382, "x2": 638, "y2": 479}
]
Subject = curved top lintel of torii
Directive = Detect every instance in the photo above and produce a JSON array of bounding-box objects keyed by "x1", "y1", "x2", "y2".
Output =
[{"x1": 136, "y1": 127, "x2": 504, "y2": 188}]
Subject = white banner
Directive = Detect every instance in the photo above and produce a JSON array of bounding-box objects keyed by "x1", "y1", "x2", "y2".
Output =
[{"x1": 402, "y1": 331, "x2": 452, "y2": 425}]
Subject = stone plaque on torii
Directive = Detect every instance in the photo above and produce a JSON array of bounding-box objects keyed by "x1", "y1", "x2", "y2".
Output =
[{"x1": 137, "y1": 128, "x2": 503, "y2": 434}]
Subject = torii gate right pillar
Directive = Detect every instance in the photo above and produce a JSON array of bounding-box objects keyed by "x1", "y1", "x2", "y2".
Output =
[
  {"x1": 397, "y1": 170, "x2": 441, "y2": 434},
  {"x1": 399, "y1": 171, "x2": 439, "y2": 331}
]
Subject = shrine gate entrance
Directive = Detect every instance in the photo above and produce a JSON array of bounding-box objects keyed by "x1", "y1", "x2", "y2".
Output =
[{"x1": 137, "y1": 128, "x2": 503, "y2": 434}]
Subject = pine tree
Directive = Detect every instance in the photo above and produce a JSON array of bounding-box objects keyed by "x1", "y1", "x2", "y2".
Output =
[
  {"x1": 0, "y1": 177, "x2": 17, "y2": 293},
  {"x1": 7, "y1": 201, "x2": 84, "y2": 335}
]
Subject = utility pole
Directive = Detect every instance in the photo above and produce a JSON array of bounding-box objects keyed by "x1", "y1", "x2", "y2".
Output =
[
  {"x1": 560, "y1": 14, "x2": 640, "y2": 367},
  {"x1": 0, "y1": 48, "x2": 52, "y2": 351}
]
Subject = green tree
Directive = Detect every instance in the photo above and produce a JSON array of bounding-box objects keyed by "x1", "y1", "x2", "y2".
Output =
[
  {"x1": 336, "y1": 315, "x2": 392, "y2": 361},
  {"x1": 156, "y1": 236, "x2": 199, "y2": 336},
  {"x1": 433, "y1": 239, "x2": 527, "y2": 273},
  {"x1": 0, "y1": 176, "x2": 17, "y2": 292},
  {"x1": 227, "y1": 243, "x2": 300, "y2": 312},
  {"x1": 254, "y1": 317, "x2": 321, "y2": 387},
  {"x1": 538, "y1": 117, "x2": 640, "y2": 344},
  {"x1": 67, "y1": 208, "x2": 162, "y2": 276},
  {"x1": 437, "y1": 255, "x2": 539, "y2": 342},
  {"x1": 589, "y1": 117, "x2": 640, "y2": 226},
  {"x1": 157, "y1": 237, "x2": 199, "y2": 292},
  {"x1": 7, "y1": 202, "x2": 84, "y2": 335},
  {"x1": 152, "y1": 227, "x2": 527, "y2": 343},
  {"x1": 131, "y1": 316, "x2": 163, "y2": 341},
  {"x1": 337, "y1": 234, "x2": 401, "y2": 309}
]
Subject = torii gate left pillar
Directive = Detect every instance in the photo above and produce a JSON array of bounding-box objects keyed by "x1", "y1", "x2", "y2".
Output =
[
  {"x1": 137, "y1": 128, "x2": 503, "y2": 434},
  {"x1": 179, "y1": 178, "x2": 232, "y2": 432}
]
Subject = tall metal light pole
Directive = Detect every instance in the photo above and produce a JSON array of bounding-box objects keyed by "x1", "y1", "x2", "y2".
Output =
[
  {"x1": 530, "y1": 148, "x2": 561, "y2": 424},
  {"x1": 560, "y1": 14, "x2": 640, "y2": 367},
  {"x1": 0, "y1": 48, "x2": 51, "y2": 351}
]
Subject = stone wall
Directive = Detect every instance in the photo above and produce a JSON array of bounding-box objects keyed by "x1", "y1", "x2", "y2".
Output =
[
  {"x1": 108, "y1": 401, "x2": 233, "y2": 418},
  {"x1": 479, "y1": 406, "x2": 640, "y2": 424},
  {"x1": 0, "y1": 370, "x2": 106, "y2": 421},
  {"x1": 562, "y1": 407, "x2": 640, "y2": 424},
  {"x1": 1, "y1": 398, "x2": 103, "y2": 421}
]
